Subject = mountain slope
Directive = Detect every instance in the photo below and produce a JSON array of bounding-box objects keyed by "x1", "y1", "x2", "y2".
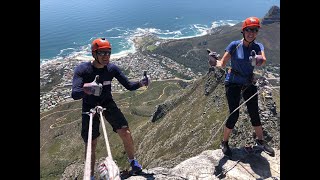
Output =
[
  {"x1": 40, "y1": 80, "x2": 186, "y2": 179},
  {"x1": 40, "y1": 6, "x2": 280, "y2": 179},
  {"x1": 140, "y1": 6, "x2": 280, "y2": 74},
  {"x1": 133, "y1": 68, "x2": 279, "y2": 169},
  {"x1": 54, "y1": 68, "x2": 280, "y2": 179}
]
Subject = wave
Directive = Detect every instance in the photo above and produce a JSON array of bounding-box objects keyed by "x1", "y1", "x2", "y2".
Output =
[{"x1": 40, "y1": 19, "x2": 241, "y2": 65}]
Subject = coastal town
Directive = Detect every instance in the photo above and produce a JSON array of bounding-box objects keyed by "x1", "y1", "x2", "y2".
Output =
[
  {"x1": 40, "y1": 49, "x2": 280, "y2": 113},
  {"x1": 40, "y1": 51, "x2": 200, "y2": 112},
  {"x1": 40, "y1": 28, "x2": 280, "y2": 113}
]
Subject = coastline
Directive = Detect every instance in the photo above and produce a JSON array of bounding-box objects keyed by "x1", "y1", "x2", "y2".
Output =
[{"x1": 40, "y1": 35, "x2": 199, "y2": 113}]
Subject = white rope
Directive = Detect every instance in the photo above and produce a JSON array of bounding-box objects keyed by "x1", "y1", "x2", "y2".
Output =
[
  {"x1": 97, "y1": 106, "x2": 113, "y2": 159},
  {"x1": 211, "y1": 87, "x2": 260, "y2": 140},
  {"x1": 210, "y1": 65, "x2": 279, "y2": 147},
  {"x1": 96, "y1": 106, "x2": 121, "y2": 179},
  {"x1": 265, "y1": 77, "x2": 280, "y2": 80},
  {"x1": 83, "y1": 109, "x2": 94, "y2": 180}
]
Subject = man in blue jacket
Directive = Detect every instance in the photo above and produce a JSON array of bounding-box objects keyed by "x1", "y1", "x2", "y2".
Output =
[{"x1": 72, "y1": 38, "x2": 149, "y2": 179}]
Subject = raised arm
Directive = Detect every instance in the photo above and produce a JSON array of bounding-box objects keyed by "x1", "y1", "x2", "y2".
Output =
[
  {"x1": 255, "y1": 43, "x2": 267, "y2": 66},
  {"x1": 113, "y1": 65, "x2": 141, "y2": 91},
  {"x1": 216, "y1": 51, "x2": 231, "y2": 68},
  {"x1": 71, "y1": 66, "x2": 86, "y2": 100}
]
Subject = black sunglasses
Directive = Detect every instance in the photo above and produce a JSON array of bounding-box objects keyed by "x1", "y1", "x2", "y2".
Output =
[
  {"x1": 96, "y1": 51, "x2": 111, "y2": 56},
  {"x1": 244, "y1": 28, "x2": 259, "y2": 33}
]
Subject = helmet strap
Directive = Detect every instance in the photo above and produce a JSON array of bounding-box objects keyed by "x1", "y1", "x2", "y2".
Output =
[
  {"x1": 94, "y1": 58, "x2": 103, "y2": 65},
  {"x1": 93, "y1": 51, "x2": 103, "y2": 65},
  {"x1": 242, "y1": 33, "x2": 255, "y2": 45}
]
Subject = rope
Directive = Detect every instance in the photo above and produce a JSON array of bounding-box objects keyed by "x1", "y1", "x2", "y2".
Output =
[
  {"x1": 213, "y1": 66, "x2": 280, "y2": 179},
  {"x1": 96, "y1": 106, "x2": 113, "y2": 159},
  {"x1": 238, "y1": 161, "x2": 257, "y2": 178},
  {"x1": 216, "y1": 148, "x2": 259, "y2": 178},
  {"x1": 210, "y1": 83, "x2": 259, "y2": 141},
  {"x1": 83, "y1": 108, "x2": 95, "y2": 180},
  {"x1": 209, "y1": 63, "x2": 277, "y2": 143},
  {"x1": 216, "y1": 159, "x2": 241, "y2": 178},
  {"x1": 82, "y1": 106, "x2": 116, "y2": 179}
]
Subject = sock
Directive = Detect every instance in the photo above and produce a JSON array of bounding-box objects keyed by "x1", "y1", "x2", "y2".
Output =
[{"x1": 128, "y1": 158, "x2": 135, "y2": 164}]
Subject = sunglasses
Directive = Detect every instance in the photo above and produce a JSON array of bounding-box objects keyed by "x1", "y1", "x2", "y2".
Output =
[
  {"x1": 96, "y1": 51, "x2": 111, "y2": 56},
  {"x1": 244, "y1": 28, "x2": 259, "y2": 33}
]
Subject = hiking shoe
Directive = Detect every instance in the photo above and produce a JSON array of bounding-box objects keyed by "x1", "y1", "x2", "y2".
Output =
[
  {"x1": 256, "y1": 139, "x2": 275, "y2": 156},
  {"x1": 244, "y1": 144, "x2": 254, "y2": 154},
  {"x1": 220, "y1": 141, "x2": 232, "y2": 157},
  {"x1": 130, "y1": 159, "x2": 142, "y2": 174},
  {"x1": 90, "y1": 176, "x2": 95, "y2": 180}
]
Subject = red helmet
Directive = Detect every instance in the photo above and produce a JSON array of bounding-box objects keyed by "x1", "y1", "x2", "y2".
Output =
[
  {"x1": 242, "y1": 17, "x2": 260, "y2": 30},
  {"x1": 91, "y1": 38, "x2": 111, "y2": 52}
]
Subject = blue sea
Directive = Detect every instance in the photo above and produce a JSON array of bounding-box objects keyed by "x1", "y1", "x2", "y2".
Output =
[{"x1": 40, "y1": 0, "x2": 280, "y2": 64}]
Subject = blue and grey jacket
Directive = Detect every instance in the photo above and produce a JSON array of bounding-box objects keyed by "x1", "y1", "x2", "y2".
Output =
[{"x1": 225, "y1": 40, "x2": 264, "y2": 85}]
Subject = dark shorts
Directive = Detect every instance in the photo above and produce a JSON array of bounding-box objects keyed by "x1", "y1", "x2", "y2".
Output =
[
  {"x1": 81, "y1": 100, "x2": 128, "y2": 143},
  {"x1": 224, "y1": 83, "x2": 261, "y2": 129}
]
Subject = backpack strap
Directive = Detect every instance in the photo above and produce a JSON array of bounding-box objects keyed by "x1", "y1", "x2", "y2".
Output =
[
  {"x1": 226, "y1": 39, "x2": 254, "y2": 84},
  {"x1": 226, "y1": 40, "x2": 242, "y2": 72},
  {"x1": 230, "y1": 39, "x2": 243, "y2": 56}
]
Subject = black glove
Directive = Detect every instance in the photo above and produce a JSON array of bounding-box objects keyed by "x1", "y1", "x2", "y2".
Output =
[
  {"x1": 207, "y1": 49, "x2": 220, "y2": 67},
  {"x1": 139, "y1": 76, "x2": 150, "y2": 87}
]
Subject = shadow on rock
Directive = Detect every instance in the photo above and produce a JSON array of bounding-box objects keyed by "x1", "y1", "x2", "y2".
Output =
[
  {"x1": 120, "y1": 170, "x2": 155, "y2": 180},
  {"x1": 214, "y1": 147, "x2": 273, "y2": 179}
]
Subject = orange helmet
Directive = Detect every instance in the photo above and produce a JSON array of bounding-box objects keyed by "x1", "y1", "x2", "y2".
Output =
[
  {"x1": 91, "y1": 38, "x2": 111, "y2": 52},
  {"x1": 242, "y1": 17, "x2": 260, "y2": 30}
]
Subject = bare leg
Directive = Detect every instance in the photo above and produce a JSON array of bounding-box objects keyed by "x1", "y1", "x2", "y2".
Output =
[
  {"x1": 117, "y1": 127, "x2": 135, "y2": 159},
  {"x1": 85, "y1": 138, "x2": 98, "y2": 177},
  {"x1": 253, "y1": 125, "x2": 275, "y2": 156},
  {"x1": 254, "y1": 126, "x2": 264, "y2": 140},
  {"x1": 223, "y1": 126, "x2": 232, "y2": 142},
  {"x1": 220, "y1": 126, "x2": 233, "y2": 157}
]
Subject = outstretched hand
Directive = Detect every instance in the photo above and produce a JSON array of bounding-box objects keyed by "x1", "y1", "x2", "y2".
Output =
[
  {"x1": 250, "y1": 50, "x2": 264, "y2": 67},
  {"x1": 215, "y1": 60, "x2": 223, "y2": 68},
  {"x1": 208, "y1": 50, "x2": 220, "y2": 67},
  {"x1": 255, "y1": 55, "x2": 264, "y2": 66},
  {"x1": 140, "y1": 76, "x2": 150, "y2": 87}
]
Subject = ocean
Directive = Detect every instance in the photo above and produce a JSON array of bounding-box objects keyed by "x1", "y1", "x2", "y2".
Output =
[{"x1": 40, "y1": 0, "x2": 280, "y2": 64}]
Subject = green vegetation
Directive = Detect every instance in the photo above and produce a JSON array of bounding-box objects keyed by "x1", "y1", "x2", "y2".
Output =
[
  {"x1": 40, "y1": 68, "x2": 65, "y2": 93},
  {"x1": 40, "y1": 80, "x2": 184, "y2": 179},
  {"x1": 142, "y1": 23, "x2": 279, "y2": 74},
  {"x1": 40, "y1": 14, "x2": 279, "y2": 178},
  {"x1": 272, "y1": 88, "x2": 280, "y2": 111},
  {"x1": 146, "y1": 45, "x2": 157, "y2": 51}
]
